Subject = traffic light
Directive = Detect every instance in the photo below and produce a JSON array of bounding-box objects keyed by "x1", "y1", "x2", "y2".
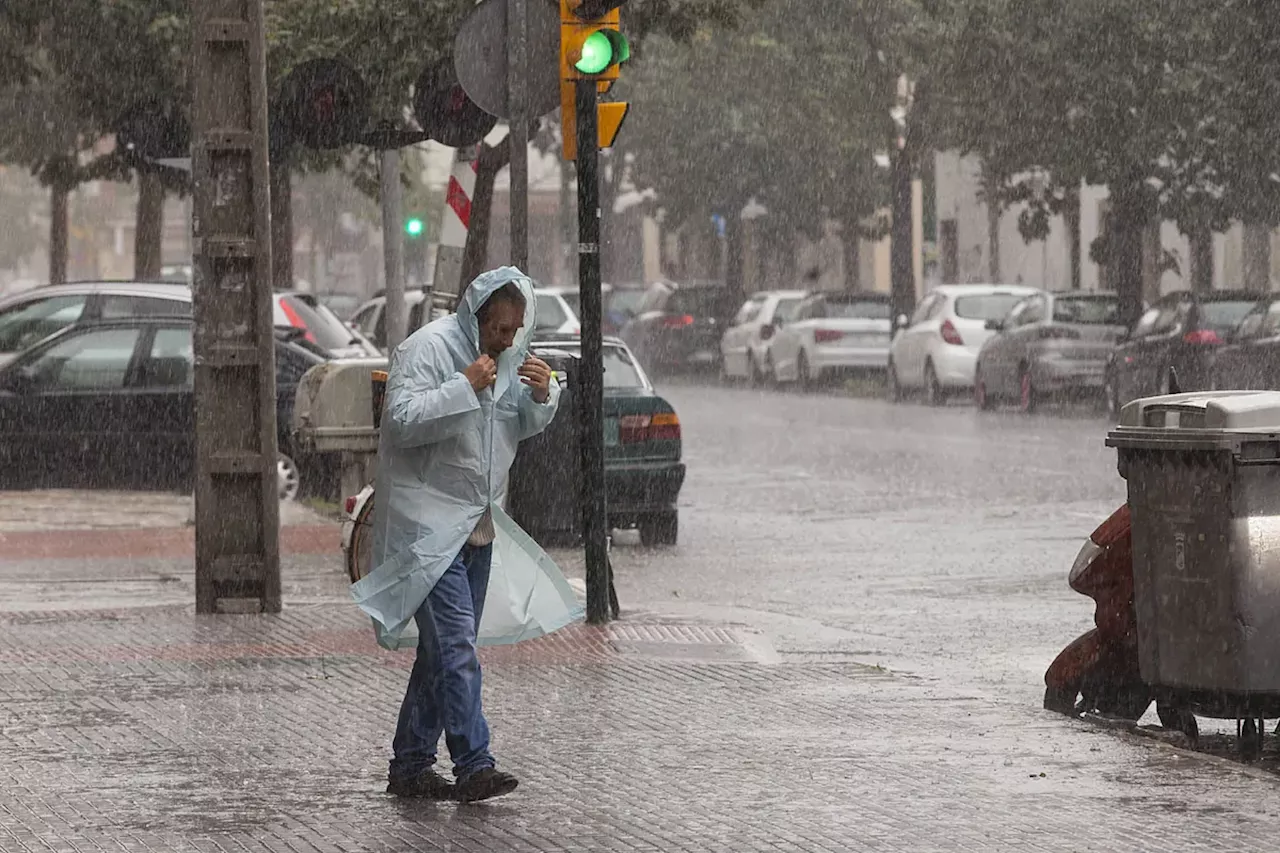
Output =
[
  {"x1": 560, "y1": 0, "x2": 631, "y2": 160},
  {"x1": 276, "y1": 58, "x2": 369, "y2": 150},
  {"x1": 405, "y1": 217, "x2": 425, "y2": 237},
  {"x1": 414, "y1": 56, "x2": 497, "y2": 149}
]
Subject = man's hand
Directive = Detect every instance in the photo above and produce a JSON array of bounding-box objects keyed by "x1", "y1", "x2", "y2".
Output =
[
  {"x1": 464, "y1": 355, "x2": 498, "y2": 393},
  {"x1": 519, "y1": 356, "x2": 553, "y2": 403}
]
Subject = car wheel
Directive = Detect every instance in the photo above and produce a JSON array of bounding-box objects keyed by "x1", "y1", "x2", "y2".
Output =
[
  {"x1": 886, "y1": 360, "x2": 902, "y2": 403},
  {"x1": 797, "y1": 351, "x2": 817, "y2": 390},
  {"x1": 924, "y1": 362, "x2": 946, "y2": 407},
  {"x1": 639, "y1": 511, "x2": 678, "y2": 547},
  {"x1": 975, "y1": 368, "x2": 995, "y2": 411},
  {"x1": 278, "y1": 452, "x2": 300, "y2": 502},
  {"x1": 1018, "y1": 366, "x2": 1038, "y2": 415}
]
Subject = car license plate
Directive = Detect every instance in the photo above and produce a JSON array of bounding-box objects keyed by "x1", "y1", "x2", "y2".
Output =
[{"x1": 604, "y1": 418, "x2": 619, "y2": 447}]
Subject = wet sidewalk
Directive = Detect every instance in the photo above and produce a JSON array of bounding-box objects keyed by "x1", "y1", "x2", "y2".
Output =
[{"x1": 3, "y1": 504, "x2": 1280, "y2": 850}]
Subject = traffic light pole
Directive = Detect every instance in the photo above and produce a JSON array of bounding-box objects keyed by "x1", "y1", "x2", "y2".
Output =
[
  {"x1": 191, "y1": 0, "x2": 280, "y2": 614},
  {"x1": 507, "y1": 0, "x2": 530, "y2": 270},
  {"x1": 575, "y1": 78, "x2": 613, "y2": 625}
]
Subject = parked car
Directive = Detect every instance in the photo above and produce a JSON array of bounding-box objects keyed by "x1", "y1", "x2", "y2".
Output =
[
  {"x1": 508, "y1": 334, "x2": 685, "y2": 546},
  {"x1": 771, "y1": 291, "x2": 893, "y2": 386},
  {"x1": 351, "y1": 287, "x2": 577, "y2": 352},
  {"x1": 888, "y1": 284, "x2": 1041, "y2": 405},
  {"x1": 1104, "y1": 290, "x2": 1257, "y2": 416},
  {"x1": 620, "y1": 279, "x2": 734, "y2": 372},
  {"x1": 719, "y1": 289, "x2": 806, "y2": 383},
  {"x1": 1207, "y1": 296, "x2": 1280, "y2": 391},
  {"x1": 975, "y1": 291, "x2": 1124, "y2": 412},
  {"x1": 531, "y1": 288, "x2": 581, "y2": 336},
  {"x1": 0, "y1": 281, "x2": 376, "y2": 367},
  {"x1": 0, "y1": 317, "x2": 327, "y2": 496}
]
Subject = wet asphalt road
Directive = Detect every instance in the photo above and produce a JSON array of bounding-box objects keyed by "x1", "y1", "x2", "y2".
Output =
[{"x1": 595, "y1": 380, "x2": 1127, "y2": 708}]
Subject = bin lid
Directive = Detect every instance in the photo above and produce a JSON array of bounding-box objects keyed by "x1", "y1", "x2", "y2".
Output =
[{"x1": 1107, "y1": 390, "x2": 1280, "y2": 455}]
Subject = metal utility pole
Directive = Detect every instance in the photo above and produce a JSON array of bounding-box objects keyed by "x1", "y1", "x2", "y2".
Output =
[
  {"x1": 507, "y1": 0, "x2": 531, "y2": 269},
  {"x1": 381, "y1": 149, "x2": 408, "y2": 349},
  {"x1": 191, "y1": 0, "x2": 280, "y2": 614},
  {"x1": 574, "y1": 78, "x2": 611, "y2": 625}
]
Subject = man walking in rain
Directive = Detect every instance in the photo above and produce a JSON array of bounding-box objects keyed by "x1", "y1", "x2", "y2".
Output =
[{"x1": 355, "y1": 268, "x2": 565, "y2": 803}]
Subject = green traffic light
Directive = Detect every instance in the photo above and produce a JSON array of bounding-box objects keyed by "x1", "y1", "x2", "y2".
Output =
[
  {"x1": 405, "y1": 217, "x2": 424, "y2": 237},
  {"x1": 575, "y1": 30, "x2": 629, "y2": 75}
]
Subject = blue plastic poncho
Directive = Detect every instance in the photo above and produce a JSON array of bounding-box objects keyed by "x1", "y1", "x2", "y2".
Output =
[{"x1": 352, "y1": 267, "x2": 584, "y2": 650}]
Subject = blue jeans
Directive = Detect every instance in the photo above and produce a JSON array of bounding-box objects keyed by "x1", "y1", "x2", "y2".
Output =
[{"x1": 389, "y1": 542, "x2": 494, "y2": 781}]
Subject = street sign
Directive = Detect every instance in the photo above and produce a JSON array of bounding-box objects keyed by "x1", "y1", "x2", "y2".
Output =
[{"x1": 454, "y1": 0, "x2": 561, "y2": 119}]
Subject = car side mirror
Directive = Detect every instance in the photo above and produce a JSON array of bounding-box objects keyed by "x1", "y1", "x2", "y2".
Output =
[{"x1": 984, "y1": 319, "x2": 1004, "y2": 332}]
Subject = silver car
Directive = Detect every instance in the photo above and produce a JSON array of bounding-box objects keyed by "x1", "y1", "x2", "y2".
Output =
[{"x1": 974, "y1": 291, "x2": 1124, "y2": 412}]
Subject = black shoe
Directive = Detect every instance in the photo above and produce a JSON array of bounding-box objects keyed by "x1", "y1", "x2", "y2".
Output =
[
  {"x1": 387, "y1": 769, "x2": 455, "y2": 799},
  {"x1": 454, "y1": 768, "x2": 518, "y2": 803}
]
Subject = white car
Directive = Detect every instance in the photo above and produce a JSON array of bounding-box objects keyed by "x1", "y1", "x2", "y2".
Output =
[
  {"x1": 771, "y1": 291, "x2": 893, "y2": 386},
  {"x1": 887, "y1": 284, "x2": 1041, "y2": 405},
  {"x1": 531, "y1": 288, "x2": 581, "y2": 336},
  {"x1": 719, "y1": 289, "x2": 805, "y2": 382},
  {"x1": 350, "y1": 288, "x2": 578, "y2": 352}
]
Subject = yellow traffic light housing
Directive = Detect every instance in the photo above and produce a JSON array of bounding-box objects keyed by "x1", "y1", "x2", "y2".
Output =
[{"x1": 560, "y1": 0, "x2": 631, "y2": 160}]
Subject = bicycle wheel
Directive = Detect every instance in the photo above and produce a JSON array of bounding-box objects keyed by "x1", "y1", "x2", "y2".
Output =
[{"x1": 347, "y1": 490, "x2": 376, "y2": 583}]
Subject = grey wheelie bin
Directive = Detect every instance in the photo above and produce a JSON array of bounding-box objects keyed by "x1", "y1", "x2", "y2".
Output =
[{"x1": 1108, "y1": 390, "x2": 1280, "y2": 754}]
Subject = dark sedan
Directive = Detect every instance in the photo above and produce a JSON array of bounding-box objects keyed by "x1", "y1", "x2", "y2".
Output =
[
  {"x1": 1211, "y1": 297, "x2": 1280, "y2": 390},
  {"x1": 1104, "y1": 290, "x2": 1257, "y2": 416},
  {"x1": 975, "y1": 291, "x2": 1123, "y2": 412},
  {"x1": 619, "y1": 279, "x2": 735, "y2": 373},
  {"x1": 508, "y1": 335, "x2": 685, "y2": 546},
  {"x1": 0, "y1": 317, "x2": 325, "y2": 492}
]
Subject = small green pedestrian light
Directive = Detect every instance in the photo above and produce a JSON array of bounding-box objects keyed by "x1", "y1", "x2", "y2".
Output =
[{"x1": 405, "y1": 217, "x2": 424, "y2": 237}]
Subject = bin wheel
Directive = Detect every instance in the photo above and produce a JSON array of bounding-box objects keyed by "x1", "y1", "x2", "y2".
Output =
[
  {"x1": 1240, "y1": 718, "x2": 1263, "y2": 760},
  {"x1": 1156, "y1": 702, "x2": 1199, "y2": 741},
  {"x1": 347, "y1": 490, "x2": 376, "y2": 584},
  {"x1": 1044, "y1": 684, "x2": 1080, "y2": 716},
  {"x1": 1091, "y1": 683, "x2": 1152, "y2": 721}
]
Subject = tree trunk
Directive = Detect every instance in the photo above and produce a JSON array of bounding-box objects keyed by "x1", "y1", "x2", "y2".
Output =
[
  {"x1": 49, "y1": 184, "x2": 69, "y2": 285},
  {"x1": 134, "y1": 171, "x2": 164, "y2": 280},
  {"x1": 1064, "y1": 186, "x2": 1082, "y2": 290},
  {"x1": 270, "y1": 159, "x2": 293, "y2": 290},
  {"x1": 890, "y1": 146, "x2": 915, "y2": 323},
  {"x1": 1243, "y1": 223, "x2": 1271, "y2": 293},
  {"x1": 1189, "y1": 225, "x2": 1213, "y2": 294},
  {"x1": 599, "y1": 150, "x2": 620, "y2": 282},
  {"x1": 985, "y1": 181, "x2": 1001, "y2": 283},
  {"x1": 725, "y1": 211, "x2": 744, "y2": 307},
  {"x1": 558, "y1": 159, "x2": 575, "y2": 284},
  {"x1": 1109, "y1": 185, "x2": 1147, "y2": 329},
  {"x1": 843, "y1": 225, "x2": 861, "y2": 290},
  {"x1": 460, "y1": 137, "x2": 512, "y2": 295}
]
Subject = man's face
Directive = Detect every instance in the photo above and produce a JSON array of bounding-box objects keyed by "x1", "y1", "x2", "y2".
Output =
[{"x1": 478, "y1": 299, "x2": 525, "y2": 359}]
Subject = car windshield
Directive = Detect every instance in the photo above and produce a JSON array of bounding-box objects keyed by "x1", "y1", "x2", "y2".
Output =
[
  {"x1": 827, "y1": 298, "x2": 890, "y2": 320},
  {"x1": 1201, "y1": 300, "x2": 1258, "y2": 333},
  {"x1": 774, "y1": 297, "x2": 804, "y2": 322},
  {"x1": 954, "y1": 294, "x2": 1028, "y2": 321},
  {"x1": 277, "y1": 294, "x2": 357, "y2": 352},
  {"x1": 1052, "y1": 296, "x2": 1120, "y2": 325}
]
